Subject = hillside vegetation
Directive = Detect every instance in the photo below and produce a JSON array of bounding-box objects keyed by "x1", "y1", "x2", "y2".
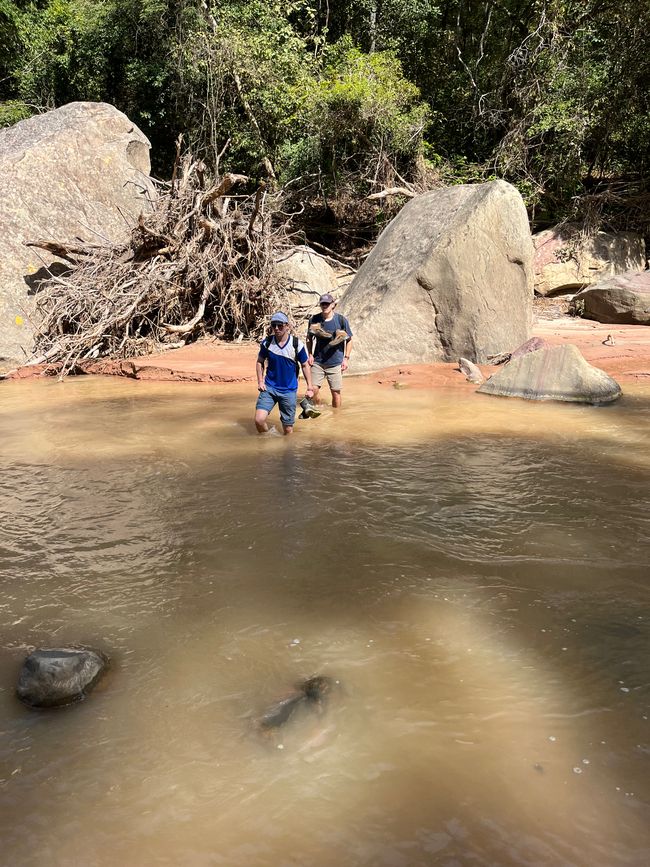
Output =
[{"x1": 1, "y1": 0, "x2": 648, "y2": 246}]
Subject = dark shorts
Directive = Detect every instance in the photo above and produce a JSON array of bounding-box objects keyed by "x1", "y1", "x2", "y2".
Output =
[{"x1": 255, "y1": 386, "x2": 298, "y2": 426}]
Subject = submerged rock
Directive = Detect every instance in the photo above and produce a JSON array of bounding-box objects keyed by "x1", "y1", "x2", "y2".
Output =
[
  {"x1": 477, "y1": 344, "x2": 621, "y2": 404},
  {"x1": 16, "y1": 647, "x2": 108, "y2": 708},
  {"x1": 257, "y1": 675, "x2": 338, "y2": 731}
]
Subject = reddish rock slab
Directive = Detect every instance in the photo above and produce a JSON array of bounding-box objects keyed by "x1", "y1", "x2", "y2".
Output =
[{"x1": 510, "y1": 336, "x2": 549, "y2": 361}]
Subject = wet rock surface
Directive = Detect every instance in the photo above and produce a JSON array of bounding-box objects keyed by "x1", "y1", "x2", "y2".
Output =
[
  {"x1": 478, "y1": 343, "x2": 622, "y2": 404},
  {"x1": 16, "y1": 647, "x2": 108, "y2": 708}
]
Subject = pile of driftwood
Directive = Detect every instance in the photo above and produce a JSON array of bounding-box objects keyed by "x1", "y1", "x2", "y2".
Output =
[{"x1": 27, "y1": 147, "x2": 290, "y2": 375}]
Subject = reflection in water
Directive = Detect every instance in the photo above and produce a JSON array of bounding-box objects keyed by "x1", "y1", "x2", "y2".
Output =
[{"x1": 0, "y1": 378, "x2": 649, "y2": 866}]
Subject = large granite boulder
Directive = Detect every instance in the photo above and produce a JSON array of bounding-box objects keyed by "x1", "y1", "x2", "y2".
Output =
[
  {"x1": 478, "y1": 344, "x2": 621, "y2": 404},
  {"x1": 276, "y1": 245, "x2": 338, "y2": 321},
  {"x1": 16, "y1": 647, "x2": 109, "y2": 708},
  {"x1": 342, "y1": 180, "x2": 534, "y2": 373},
  {"x1": 0, "y1": 102, "x2": 155, "y2": 363},
  {"x1": 572, "y1": 270, "x2": 650, "y2": 325},
  {"x1": 533, "y1": 224, "x2": 646, "y2": 296}
]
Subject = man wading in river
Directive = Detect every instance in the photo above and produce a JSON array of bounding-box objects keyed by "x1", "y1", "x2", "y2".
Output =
[
  {"x1": 255, "y1": 312, "x2": 315, "y2": 436},
  {"x1": 306, "y1": 294, "x2": 353, "y2": 408}
]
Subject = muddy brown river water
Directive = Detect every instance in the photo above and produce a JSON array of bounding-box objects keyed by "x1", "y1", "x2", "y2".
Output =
[{"x1": 1, "y1": 377, "x2": 649, "y2": 866}]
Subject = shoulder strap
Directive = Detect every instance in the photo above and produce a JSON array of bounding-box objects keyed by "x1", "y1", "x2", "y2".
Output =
[{"x1": 293, "y1": 335, "x2": 301, "y2": 378}]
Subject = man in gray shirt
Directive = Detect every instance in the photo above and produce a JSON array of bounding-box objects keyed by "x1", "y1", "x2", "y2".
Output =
[{"x1": 306, "y1": 294, "x2": 353, "y2": 408}]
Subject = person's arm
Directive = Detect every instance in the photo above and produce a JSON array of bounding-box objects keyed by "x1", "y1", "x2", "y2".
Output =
[
  {"x1": 341, "y1": 337, "x2": 353, "y2": 372},
  {"x1": 306, "y1": 329, "x2": 315, "y2": 365},
  {"x1": 301, "y1": 361, "x2": 315, "y2": 396},
  {"x1": 298, "y1": 344, "x2": 314, "y2": 395},
  {"x1": 256, "y1": 356, "x2": 266, "y2": 391}
]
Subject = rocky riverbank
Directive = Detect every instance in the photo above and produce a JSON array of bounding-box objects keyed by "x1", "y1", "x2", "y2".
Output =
[{"x1": 5, "y1": 302, "x2": 648, "y2": 389}]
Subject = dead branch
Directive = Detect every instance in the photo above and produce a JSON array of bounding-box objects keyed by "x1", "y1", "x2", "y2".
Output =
[
  {"x1": 367, "y1": 187, "x2": 417, "y2": 201},
  {"x1": 27, "y1": 149, "x2": 293, "y2": 377}
]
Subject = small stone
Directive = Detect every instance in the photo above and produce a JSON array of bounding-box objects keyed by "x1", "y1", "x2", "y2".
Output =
[{"x1": 573, "y1": 767, "x2": 582, "y2": 774}]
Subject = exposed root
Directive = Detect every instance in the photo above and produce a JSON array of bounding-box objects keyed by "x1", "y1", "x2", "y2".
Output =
[{"x1": 27, "y1": 149, "x2": 293, "y2": 377}]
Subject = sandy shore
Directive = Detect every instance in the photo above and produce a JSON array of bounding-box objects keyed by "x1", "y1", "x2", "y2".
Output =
[{"x1": 6, "y1": 311, "x2": 649, "y2": 389}]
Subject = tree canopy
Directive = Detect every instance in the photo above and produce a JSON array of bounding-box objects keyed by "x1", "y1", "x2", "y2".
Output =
[{"x1": 1, "y1": 0, "x2": 648, "y2": 237}]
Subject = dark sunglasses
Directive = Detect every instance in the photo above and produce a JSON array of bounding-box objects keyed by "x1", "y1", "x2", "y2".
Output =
[
  {"x1": 320, "y1": 302, "x2": 333, "y2": 307},
  {"x1": 271, "y1": 322, "x2": 286, "y2": 328}
]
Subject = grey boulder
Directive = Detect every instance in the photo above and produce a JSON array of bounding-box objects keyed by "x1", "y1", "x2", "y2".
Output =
[
  {"x1": 17, "y1": 647, "x2": 108, "y2": 708},
  {"x1": 533, "y1": 224, "x2": 645, "y2": 296},
  {"x1": 477, "y1": 343, "x2": 622, "y2": 404},
  {"x1": 573, "y1": 270, "x2": 650, "y2": 325},
  {"x1": 458, "y1": 357, "x2": 484, "y2": 383},
  {"x1": 343, "y1": 180, "x2": 534, "y2": 373},
  {"x1": 276, "y1": 246, "x2": 338, "y2": 321},
  {"x1": 0, "y1": 101, "x2": 155, "y2": 363}
]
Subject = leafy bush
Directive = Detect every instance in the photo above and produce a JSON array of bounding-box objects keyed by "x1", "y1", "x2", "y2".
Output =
[{"x1": 282, "y1": 39, "x2": 429, "y2": 192}]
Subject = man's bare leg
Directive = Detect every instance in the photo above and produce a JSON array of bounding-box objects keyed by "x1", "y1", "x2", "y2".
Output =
[
  {"x1": 255, "y1": 409, "x2": 270, "y2": 433},
  {"x1": 331, "y1": 389, "x2": 342, "y2": 408},
  {"x1": 311, "y1": 385, "x2": 322, "y2": 405},
  {"x1": 282, "y1": 425, "x2": 294, "y2": 435}
]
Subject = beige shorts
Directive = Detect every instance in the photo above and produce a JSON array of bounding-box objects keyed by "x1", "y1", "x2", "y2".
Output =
[{"x1": 311, "y1": 362, "x2": 343, "y2": 391}]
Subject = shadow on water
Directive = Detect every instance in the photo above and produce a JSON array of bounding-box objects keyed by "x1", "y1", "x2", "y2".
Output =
[{"x1": 0, "y1": 378, "x2": 649, "y2": 865}]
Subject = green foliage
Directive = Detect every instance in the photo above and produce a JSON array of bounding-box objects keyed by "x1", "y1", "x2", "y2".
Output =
[
  {"x1": 0, "y1": 0, "x2": 21, "y2": 99},
  {"x1": 281, "y1": 39, "x2": 429, "y2": 191},
  {"x1": 0, "y1": 99, "x2": 32, "y2": 127},
  {"x1": 0, "y1": 0, "x2": 647, "y2": 233}
]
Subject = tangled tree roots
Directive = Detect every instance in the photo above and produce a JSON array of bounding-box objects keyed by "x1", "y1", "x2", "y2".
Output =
[{"x1": 26, "y1": 146, "x2": 292, "y2": 376}]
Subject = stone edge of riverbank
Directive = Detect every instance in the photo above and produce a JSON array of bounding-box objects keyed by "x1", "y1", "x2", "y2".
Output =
[{"x1": 4, "y1": 317, "x2": 649, "y2": 387}]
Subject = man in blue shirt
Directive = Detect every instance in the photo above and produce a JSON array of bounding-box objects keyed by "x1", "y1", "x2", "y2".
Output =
[
  {"x1": 255, "y1": 312, "x2": 315, "y2": 435},
  {"x1": 306, "y1": 294, "x2": 353, "y2": 408}
]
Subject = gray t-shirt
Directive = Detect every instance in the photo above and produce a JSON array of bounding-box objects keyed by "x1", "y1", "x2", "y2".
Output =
[{"x1": 308, "y1": 312, "x2": 353, "y2": 368}]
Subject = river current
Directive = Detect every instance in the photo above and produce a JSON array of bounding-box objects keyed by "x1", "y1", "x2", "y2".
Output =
[{"x1": 1, "y1": 377, "x2": 649, "y2": 866}]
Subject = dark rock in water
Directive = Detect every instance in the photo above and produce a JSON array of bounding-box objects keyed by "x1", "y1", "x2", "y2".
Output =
[
  {"x1": 257, "y1": 675, "x2": 338, "y2": 731},
  {"x1": 300, "y1": 675, "x2": 336, "y2": 702},
  {"x1": 16, "y1": 647, "x2": 108, "y2": 708},
  {"x1": 478, "y1": 344, "x2": 621, "y2": 404},
  {"x1": 258, "y1": 694, "x2": 305, "y2": 730}
]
